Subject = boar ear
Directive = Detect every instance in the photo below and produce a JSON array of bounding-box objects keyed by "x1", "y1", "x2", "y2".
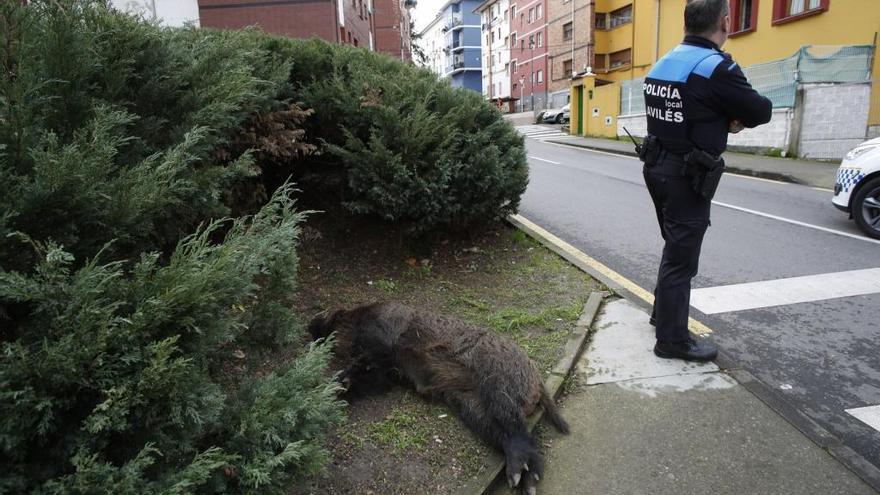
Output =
[{"x1": 307, "y1": 309, "x2": 344, "y2": 340}]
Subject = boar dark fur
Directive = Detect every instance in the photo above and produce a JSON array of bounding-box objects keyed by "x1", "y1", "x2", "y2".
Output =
[{"x1": 308, "y1": 301, "x2": 569, "y2": 495}]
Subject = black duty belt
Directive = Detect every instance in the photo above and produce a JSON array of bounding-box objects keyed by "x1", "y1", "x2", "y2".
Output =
[{"x1": 646, "y1": 149, "x2": 687, "y2": 176}]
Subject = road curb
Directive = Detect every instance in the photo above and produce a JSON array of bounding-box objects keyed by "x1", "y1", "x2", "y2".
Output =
[
  {"x1": 543, "y1": 139, "x2": 807, "y2": 186},
  {"x1": 465, "y1": 291, "x2": 606, "y2": 495}
]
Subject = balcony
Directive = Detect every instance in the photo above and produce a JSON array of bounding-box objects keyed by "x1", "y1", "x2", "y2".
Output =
[{"x1": 443, "y1": 12, "x2": 463, "y2": 31}]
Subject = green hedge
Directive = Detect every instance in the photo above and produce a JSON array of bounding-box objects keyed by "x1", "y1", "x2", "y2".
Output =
[
  {"x1": 288, "y1": 39, "x2": 529, "y2": 234},
  {"x1": 0, "y1": 2, "x2": 341, "y2": 493}
]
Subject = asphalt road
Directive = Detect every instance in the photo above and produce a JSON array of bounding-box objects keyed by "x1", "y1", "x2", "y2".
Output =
[{"x1": 518, "y1": 132, "x2": 880, "y2": 484}]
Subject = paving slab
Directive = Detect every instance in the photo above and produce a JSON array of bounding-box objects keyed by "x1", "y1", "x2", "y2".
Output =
[{"x1": 490, "y1": 298, "x2": 876, "y2": 495}]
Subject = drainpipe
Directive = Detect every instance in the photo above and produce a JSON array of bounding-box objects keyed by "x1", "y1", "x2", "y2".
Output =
[
  {"x1": 570, "y1": 0, "x2": 575, "y2": 78},
  {"x1": 655, "y1": 0, "x2": 660, "y2": 62}
]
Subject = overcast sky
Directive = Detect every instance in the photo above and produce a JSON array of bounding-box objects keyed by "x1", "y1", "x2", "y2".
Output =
[{"x1": 412, "y1": 0, "x2": 450, "y2": 33}]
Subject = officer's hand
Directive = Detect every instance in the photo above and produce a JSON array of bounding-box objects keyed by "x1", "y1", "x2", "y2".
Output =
[{"x1": 729, "y1": 120, "x2": 745, "y2": 134}]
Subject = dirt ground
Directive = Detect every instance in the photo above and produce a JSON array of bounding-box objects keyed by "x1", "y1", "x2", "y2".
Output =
[{"x1": 289, "y1": 211, "x2": 599, "y2": 494}]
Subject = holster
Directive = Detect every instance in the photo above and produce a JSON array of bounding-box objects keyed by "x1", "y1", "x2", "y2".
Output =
[
  {"x1": 684, "y1": 148, "x2": 725, "y2": 200},
  {"x1": 638, "y1": 135, "x2": 662, "y2": 166}
]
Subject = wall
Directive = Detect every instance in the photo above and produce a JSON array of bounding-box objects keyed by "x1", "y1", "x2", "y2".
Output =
[
  {"x1": 198, "y1": 0, "x2": 344, "y2": 44},
  {"x1": 592, "y1": 0, "x2": 657, "y2": 82},
  {"x1": 798, "y1": 82, "x2": 871, "y2": 160},
  {"x1": 726, "y1": 108, "x2": 794, "y2": 153},
  {"x1": 586, "y1": 83, "x2": 620, "y2": 137}
]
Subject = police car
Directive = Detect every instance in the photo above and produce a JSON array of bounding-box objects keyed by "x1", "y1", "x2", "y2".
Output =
[{"x1": 832, "y1": 137, "x2": 880, "y2": 239}]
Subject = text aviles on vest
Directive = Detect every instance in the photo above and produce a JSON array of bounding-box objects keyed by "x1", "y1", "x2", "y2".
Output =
[{"x1": 644, "y1": 82, "x2": 684, "y2": 123}]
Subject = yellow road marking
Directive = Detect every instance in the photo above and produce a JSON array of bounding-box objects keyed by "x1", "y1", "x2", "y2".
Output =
[{"x1": 509, "y1": 213, "x2": 712, "y2": 335}]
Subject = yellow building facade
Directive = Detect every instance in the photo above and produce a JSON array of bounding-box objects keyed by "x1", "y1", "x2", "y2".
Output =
[{"x1": 574, "y1": 0, "x2": 880, "y2": 136}]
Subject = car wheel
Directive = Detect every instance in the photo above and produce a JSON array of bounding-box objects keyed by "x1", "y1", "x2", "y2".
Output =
[
  {"x1": 853, "y1": 176, "x2": 880, "y2": 239},
  {"x1": 555, "y1": 114, "x2": 563, "y2": 124}
]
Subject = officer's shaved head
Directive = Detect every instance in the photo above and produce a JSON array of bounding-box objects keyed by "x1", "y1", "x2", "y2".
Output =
[{"x1": 684, "y1": 0, "x2": 730, "y2": 36}]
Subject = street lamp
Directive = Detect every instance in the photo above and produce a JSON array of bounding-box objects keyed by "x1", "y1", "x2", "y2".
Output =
[
  {"x1": 519, "y1": 75, "x2": 525, "y2": 112},
  {"x1": 529, "y1": 40, "x2": 535, "y2": 112}
]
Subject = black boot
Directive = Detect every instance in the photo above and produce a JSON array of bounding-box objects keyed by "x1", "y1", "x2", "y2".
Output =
[{"x1": 654, "y1": 337, "x2": 717, "y2": 362}]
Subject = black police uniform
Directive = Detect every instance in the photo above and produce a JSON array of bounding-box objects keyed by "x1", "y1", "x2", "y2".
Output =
[{"x1": 643, "y1": 35, "x2": 771, "y2": 345}]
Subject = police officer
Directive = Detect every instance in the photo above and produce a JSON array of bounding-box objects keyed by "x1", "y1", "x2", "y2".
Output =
[{"x1": 642, "y1": 0, "x2": 771, "y2": 361}]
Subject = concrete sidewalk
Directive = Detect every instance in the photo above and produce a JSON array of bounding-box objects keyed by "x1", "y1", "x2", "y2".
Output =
[
  {"x1": 543, "y1": 133, "x2": 840, "y2": 190},
  {"x1": 490, "y1": 298, "x2": 876, "y2": 495}
]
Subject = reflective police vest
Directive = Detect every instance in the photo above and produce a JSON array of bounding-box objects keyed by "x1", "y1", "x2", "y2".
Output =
[{"x1": 643, "y1": 43, "x2": 725, "y2": 155}]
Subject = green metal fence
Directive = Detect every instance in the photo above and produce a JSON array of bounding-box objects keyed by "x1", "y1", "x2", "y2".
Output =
[{"x1": 619, "y1": 44, "x2": 875, "y2": 115}]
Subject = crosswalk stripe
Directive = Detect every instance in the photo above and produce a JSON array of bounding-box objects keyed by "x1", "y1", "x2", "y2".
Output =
[
  {"x1": 515, "y1": 125, "x2": 569, "y2": 141},
  {"x1": 846, "y1": 404, "x2": 880, "y2": 433},
  {"x1": 690, "y1": 268, "x2": 880, "y2": 315}
]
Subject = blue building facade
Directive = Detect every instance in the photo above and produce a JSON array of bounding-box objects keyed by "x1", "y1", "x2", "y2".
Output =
[{"x1": 420, "y1": 0, "x2": 482, "y2": 92}]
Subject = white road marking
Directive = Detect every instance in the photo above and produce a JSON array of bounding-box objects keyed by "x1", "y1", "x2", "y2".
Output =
[
  {"x1": 528, "y1": 155, "x2": 560, "y2": 164},
  {"x1": 712, "y1": 201, "x2": 880, "y2": 246},
  {"x1": 846, "y1": 404, "x2": 880, "y2": 433},
  {"x1": 727, "y1": 174, "x2": 789, "y2": 185},
  {"x1": 690, "y1": 268, "x2": 880, "y2": 314}
]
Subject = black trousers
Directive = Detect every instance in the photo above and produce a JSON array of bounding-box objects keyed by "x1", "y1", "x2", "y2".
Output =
[{"x1": 643, "y1": 160, "x2": 711, "y2": 344}]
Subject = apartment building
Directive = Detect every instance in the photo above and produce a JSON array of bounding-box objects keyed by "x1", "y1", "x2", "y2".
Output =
[
  {"x1": 546, "y1": 0, "x2": 592, "y2": 108},
  {"x1": 375, "y1": 0, "x2": 416, "y2": 60},
  {"x1": 509, "y1": 0, "x2": 550, "y2": 111},
  {"x1": 199, "y1": 0, "x2": 374, "y2": 49},
  {"x1": 420, "y1": 0, "x2": 483, "y2": 91},
  {"x1": 476, "y1": 0, "x2": 513, "y2": 108}
]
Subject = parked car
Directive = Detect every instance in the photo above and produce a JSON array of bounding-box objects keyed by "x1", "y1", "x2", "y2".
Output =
[
  {"x1": 832, "y1": 137, "x2": 880, "y2": 239},
  {"x1": 542, "y1": 104, "x2": 570, "y2": 124}
]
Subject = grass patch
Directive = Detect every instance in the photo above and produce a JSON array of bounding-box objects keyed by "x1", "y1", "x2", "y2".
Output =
[{"x1": 369, "y1": 407, "x2": 430, "y2": 454}]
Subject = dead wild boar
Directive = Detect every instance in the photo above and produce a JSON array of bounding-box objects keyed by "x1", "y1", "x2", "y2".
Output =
[{"x1": 308, "y1": 301, "x2": 570, "y2": 495}]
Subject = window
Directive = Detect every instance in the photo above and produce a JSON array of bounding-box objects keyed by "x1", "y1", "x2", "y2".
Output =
[
  {"x1": 528, "y1": 8, "x2": 533, "y2": 22},
  {"x1": 491, "y1": 31, "x2": 495, "y2": 42},
  {"x1": 730, "y1": 0, "x2": 758, "y2": 34},
  {"x1": 563, "y1": 59, "x2": 573, "y2": 76},
  {"x1": 537, "y1": 70, "x2": 543, "y2": 83},
  {"x1": 504, "y1": 9, "x2": 508, "y2": 21},
  {"x1": 788, "y1": 0, "x2": 820, "y2": 15},
  {"x1": 529, "y1": 34, "x2": 534, "y2": 48},
  {"x1": 563, "y1": 21, "x2": 573, "y2": 40},
  {"x1": 772, "y1": 0, "x2": 828, "y2": 24},
  {"x1": 536, "y1": 32, "x2": 543, "y2": 47},
  {"x1": 609, "y1": 5, "x2": 633, "y2": 28},
  {"x1": 511, "y1": 33, "x2": 517, "y2": 47},
  {"x1": 511, "y1": 6, "x2": 516, "y2": 18},
  {"x1": 536, "y1": 4, "x2": 542, "y2": 19},
  {"x1": 594, "y1": 53, "x2": 607, "y2": 71},
  {"x1": 595, "y1": 13, "x2": 607, "y2": 29},
  {"x1": 609, "y1": 48, "x2": 631, "y2": 69}
]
